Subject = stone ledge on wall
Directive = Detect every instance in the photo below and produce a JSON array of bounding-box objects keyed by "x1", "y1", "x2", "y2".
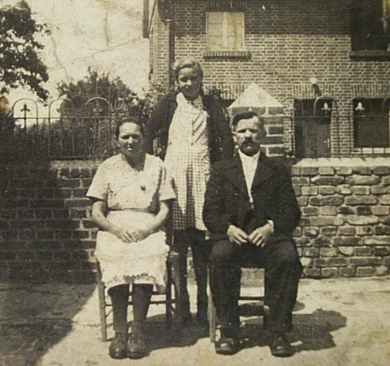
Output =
[{"x1": 292, "y1": 157, "x2": 390, "y2": 167}]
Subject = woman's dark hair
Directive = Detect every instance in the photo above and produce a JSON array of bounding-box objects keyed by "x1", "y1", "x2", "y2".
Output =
[
  {"x1": 115, "y1": 118, "x2": 145, "y2": 138},
  {"x1": 172, "y1": 59, "x2": 203, "y2": 81},
  {"x1": 231, "y1": 111, "x2": 267, "y2": 135}
]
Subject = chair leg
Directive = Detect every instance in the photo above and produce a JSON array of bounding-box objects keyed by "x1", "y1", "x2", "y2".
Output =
[
  {"x1": 208, "y1": 291, "x2": 217, "y2": 343},
  {"x1": 165, "y1": 259, "x2": 173, "y2": 328},
  {"x1": 98, "y1": 280, "x2": 108, "y2": 342},
  {"x1": 169, "y1": 251, "x2": 181, "y2": 323},
  {"x1": 97, "y1": 261, "x2": 108, "y2": 342},
  {"x1": 97, "y1": 256, "x2": 179, "y2": 339}
]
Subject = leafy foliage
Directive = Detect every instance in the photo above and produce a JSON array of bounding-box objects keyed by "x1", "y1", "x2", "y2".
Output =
[
  {"x1": 52, "y1": 69, "x2": 165, "y2": 159},
  {"x1": 54, "y1": 68, "x2": 164, "y2": 158},
  {"x1": 1, "y1": 68, "x2": 166, "y2": 162},
  {"x1": 57, "y1": 67, "x2": 165, "y2": 123},
  {"x1": 0, "y1": 1, "x2": 49, "y2": 100},
  {"x1": 57, "y1": 68, "x2": 135, "y2": 110}
]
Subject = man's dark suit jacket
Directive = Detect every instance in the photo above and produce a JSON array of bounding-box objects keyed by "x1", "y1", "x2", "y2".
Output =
[{"x1": 203, "y1": 153, "x2": 301, "y2": 244}]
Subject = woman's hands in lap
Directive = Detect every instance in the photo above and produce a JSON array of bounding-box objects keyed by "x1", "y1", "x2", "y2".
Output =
[{"x1": 116, "y1": 228, "x2": 153, "y2": 243}]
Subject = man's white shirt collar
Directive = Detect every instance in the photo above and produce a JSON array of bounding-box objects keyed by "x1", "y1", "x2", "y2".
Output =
[
  {"x1": 238, "y1": 149, "x2": 261, "y2": 164},
  {"x1": 237, "y1": 149, "x2": 275, "y2": 232},
  {"x1": 238, "y1": 149, "x2": 261, "y2": 205}
]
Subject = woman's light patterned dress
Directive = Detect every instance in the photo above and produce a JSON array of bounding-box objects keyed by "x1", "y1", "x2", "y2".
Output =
[{"x1": 164, "y1": 92, "x2": 211, "y2": 231}]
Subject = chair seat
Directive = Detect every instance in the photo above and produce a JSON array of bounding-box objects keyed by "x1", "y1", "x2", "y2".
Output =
[{"x1": 239, "y1": 300, "x2": 264, "y2": 317}]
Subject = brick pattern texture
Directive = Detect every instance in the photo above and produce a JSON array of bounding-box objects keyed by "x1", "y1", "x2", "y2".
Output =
[
  {"x1": 0, "y1": 161, "x2": 99, "y2": 283},
  {"x1": 150, "y1": 0, "x2": 390, "y2": 156},
  {"x1": 1, "y1": 159, "x2": 390, "y2": 282},
  {"x1": 293, "y1": 163, "x2": 390, "y2": 278}
]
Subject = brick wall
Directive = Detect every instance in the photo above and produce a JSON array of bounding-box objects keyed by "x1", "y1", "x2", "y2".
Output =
[
  {"x1": 293, "y1": 158, "x2": 390, "y2": 278},
  {"x1": 171, "y1": 0, "x2": 390, "y2": 98},
  {"x1": 0, "y1": 161, "x2": 99, "y2": 284},
  {"x1": 151, "y1": 0, "x2": 390, "y2": 156},
  {"x1": 1, "y1": 158, "x2": 389, "y2": 282}
]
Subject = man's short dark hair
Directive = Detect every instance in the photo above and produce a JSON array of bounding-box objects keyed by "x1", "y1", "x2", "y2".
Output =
[{"x1": 231, "y1": 111, "x2": 266, "y2": 135}]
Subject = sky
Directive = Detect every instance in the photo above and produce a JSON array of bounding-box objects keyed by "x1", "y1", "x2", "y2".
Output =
[{"x1": 1, "y1": 0, "x2": 149, "y2": 106}]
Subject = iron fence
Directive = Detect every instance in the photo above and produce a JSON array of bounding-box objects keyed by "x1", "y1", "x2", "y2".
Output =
[
  {"x1": 3, "y1": 95, "x2": 390, "y2": 161},
  {"x1": 10, "y1": 97, "x2": 116, "y2": 160}
]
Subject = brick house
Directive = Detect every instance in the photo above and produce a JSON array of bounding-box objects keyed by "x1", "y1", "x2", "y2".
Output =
[
  {"x1": 145, "y1": 0, "x2": 390, "y2": 159},
  {"x1": 142, "y1": 0, "x2": 390, "y2": 278}
]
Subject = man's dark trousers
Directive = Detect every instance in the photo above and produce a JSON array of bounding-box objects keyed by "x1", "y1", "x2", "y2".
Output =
[{"x1": 209, "y1": 238, "x2": 303, "y2": 335}]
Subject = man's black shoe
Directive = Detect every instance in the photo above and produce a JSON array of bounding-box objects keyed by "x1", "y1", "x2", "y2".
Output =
[
  {"x1": 269, "y1": 332, "x2": 294, "y2": 357},
  {"x1": 215, "y1": 336, "x2": 239, "y2": 355}
]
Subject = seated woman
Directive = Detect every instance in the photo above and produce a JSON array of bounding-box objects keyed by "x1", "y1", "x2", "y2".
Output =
[{"x1": 87, "y1": 118, "x2": 175, "y2": 360}]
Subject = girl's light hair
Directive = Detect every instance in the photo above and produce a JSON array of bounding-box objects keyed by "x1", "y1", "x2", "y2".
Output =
[{"x1": 172, "y1": 59, "x2": 203, "y2": 81}]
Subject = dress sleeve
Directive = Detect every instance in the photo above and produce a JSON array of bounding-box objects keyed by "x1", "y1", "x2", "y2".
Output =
[
  {"x1": 86, "y1": 164, "x2": 109, "y2": 201},
  {"x1": 158, "y1": 162, "x2": 176, "y2": 202}
]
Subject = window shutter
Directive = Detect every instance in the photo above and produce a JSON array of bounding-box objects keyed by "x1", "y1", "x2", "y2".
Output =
[
  {"x1": 226, "y1": 12, "x2": 244, "y2": 49},
  {"x1": 207, "y1": 12, "x2": 224, "y2": 50}
]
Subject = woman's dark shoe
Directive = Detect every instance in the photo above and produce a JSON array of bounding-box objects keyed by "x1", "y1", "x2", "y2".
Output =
[
  {"x1": 269, "y1": 332, "x2": 294, "y2": 357},
  {"x1": 127, "y1": 332, "x2": 147, "y2": 359},
  {"x1": 109, "y1": 332, "x2": 128, "y2": 359}
]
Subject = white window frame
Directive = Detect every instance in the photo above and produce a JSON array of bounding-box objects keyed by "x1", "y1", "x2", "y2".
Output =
[{"x1": 206, "y1": 11, "x2": 245, "y2": 51}]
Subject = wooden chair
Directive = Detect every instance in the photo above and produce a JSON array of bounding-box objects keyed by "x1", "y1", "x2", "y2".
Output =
[
  {"x1": 208, "y1": 271, "x2": 268, "y2": 343},
  {"x1": 97, "y1": 251, "x2": 179, "y2": 342}
]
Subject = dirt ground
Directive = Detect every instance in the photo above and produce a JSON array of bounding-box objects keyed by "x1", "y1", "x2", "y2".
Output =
[{"x1": 1, "y1": 276, "x2": 390, "y2": 366}]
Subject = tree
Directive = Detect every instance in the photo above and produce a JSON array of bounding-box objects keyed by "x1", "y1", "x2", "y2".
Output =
[
  {"x1": 55, "y1": 68, "x2": 165, "y2": 158},
  {"x1": 0, "y1": 0, "x2": 49, "y2": 100},
  {"x1": 57, "y1": 67, "x2": 137, "y2": 123},
  {"x1": 57, "y1": 68, "x2": 133, "y2": 107},
  {"x1": 57, "y1": 67, "x2": 165, "y2": 124}
]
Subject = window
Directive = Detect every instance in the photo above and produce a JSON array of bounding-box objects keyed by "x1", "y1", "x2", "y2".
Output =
[
  {"x1": 206, "y1": 12, "x2": 245, "y2": 51},
  {"x1": 353, "y1": 98, "x2": 390, "y2": 148},
  {"x1": 294, "y1": 99, "x2": 333, "y2": 158},
  {"x1": 350, "y1": 0, "x2": 389, "y2": 52}
]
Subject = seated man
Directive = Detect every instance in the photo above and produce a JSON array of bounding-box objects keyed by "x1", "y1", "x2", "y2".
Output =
[{"x1": 203, "y1": 111, "x2": 303, "y2": 357}]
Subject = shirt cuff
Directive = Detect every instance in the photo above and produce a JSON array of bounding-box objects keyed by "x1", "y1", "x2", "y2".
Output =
[{"x1": 267, "y1": 220, "x2": 274, "y2": 233}]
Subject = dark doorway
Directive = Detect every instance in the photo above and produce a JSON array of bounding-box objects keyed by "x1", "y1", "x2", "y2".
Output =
[{"x1": 294, "y1": 99, "x2": 332, "y2": 158}]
